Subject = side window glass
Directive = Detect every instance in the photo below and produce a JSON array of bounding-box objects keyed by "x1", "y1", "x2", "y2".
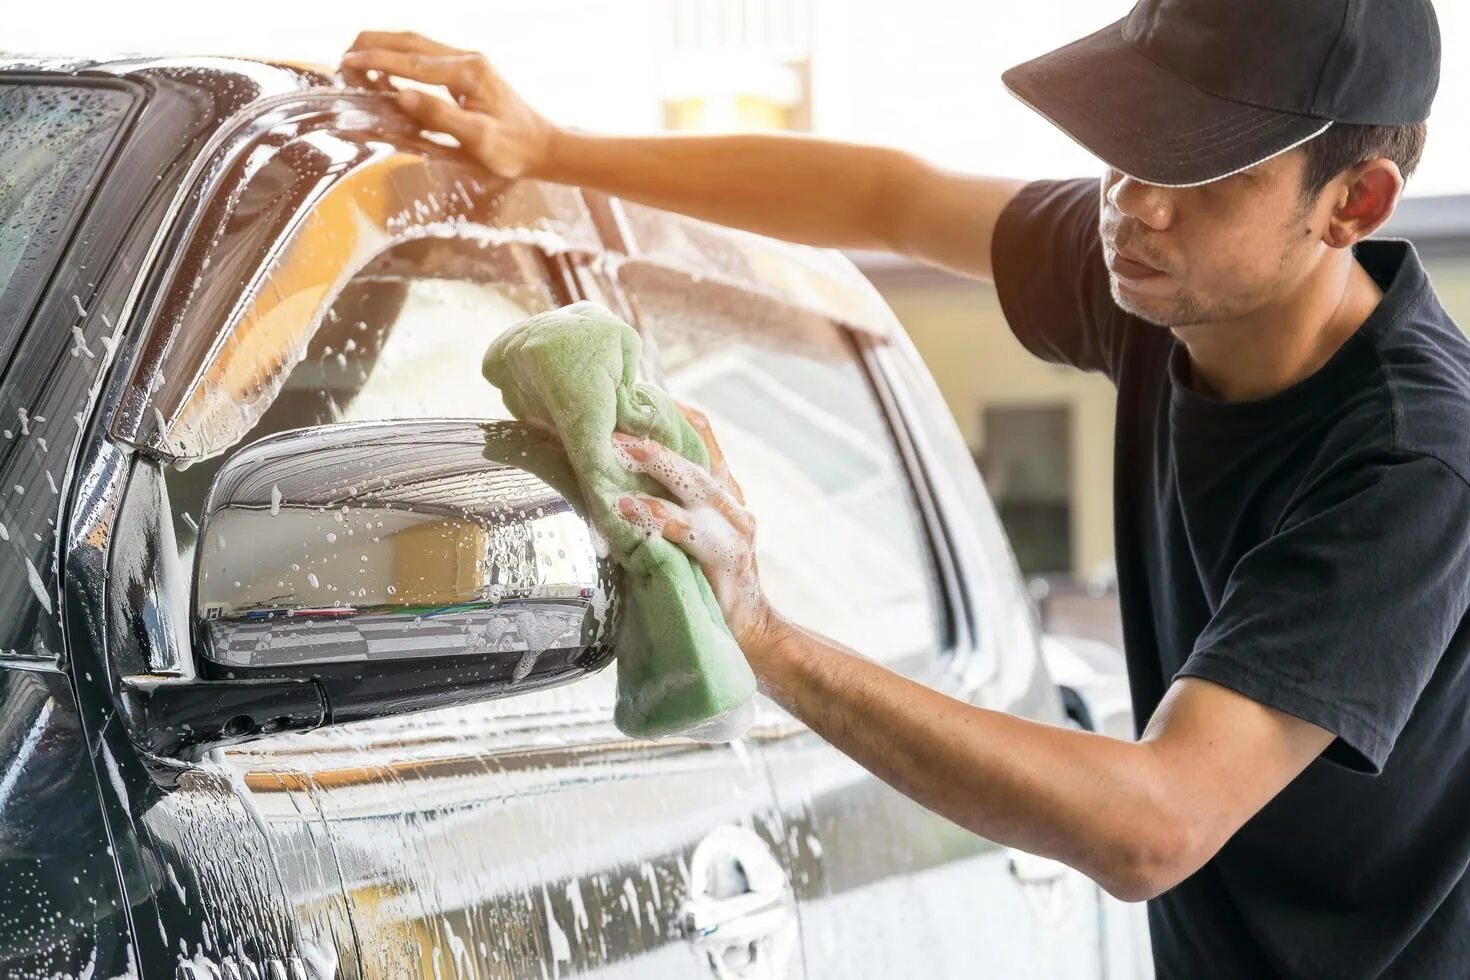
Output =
[
  {"x1": 246, "y1": 240, "x2": 554, "y2": 432},
  {"x1": 623, "y1": 265, "x2": 949, "y2": 672},
  {"x1": 0, "y1": 83, "x2": 133, "y2": 357},
  {"x1": 164, "y1": 239, "x2": 559, "y2": 542}
]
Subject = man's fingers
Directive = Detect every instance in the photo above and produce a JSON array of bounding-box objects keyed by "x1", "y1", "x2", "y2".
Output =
[
  {"x1": 614, "y1": 433, "x2": 720, "y2": 506},
  {"x1": 340, "y1": 50, "x2": 489, "y2": 98},
  {"x1": 613, "y1": 434, "x2": 755, "y2": 536},
  {"x1": 675, "y1": 401, "x2": 730, "y2": 475},
  {"x1": 617, "y1": 494, "x2": 696, "y2": 548},
  {"x1": 675, "y1": 401, "x2": 746, "y2": 506},
  {"x1": 392, "y1": 90, "x2": 491, "y2": 151},
  {"x1": 346, "y1": 30, "x2": 464, "y2": 56}
]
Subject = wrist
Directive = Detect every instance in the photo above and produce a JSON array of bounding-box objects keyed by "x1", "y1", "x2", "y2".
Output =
[
  {"x1": 738, "y1": 604, "x2": 794, "y2": 663},
  {"x1": 530, "y1": 123, "x2": 578, "y2": 182},
  {"x1": 739, "y1": 608, "x2": 810, "y2": 706}
]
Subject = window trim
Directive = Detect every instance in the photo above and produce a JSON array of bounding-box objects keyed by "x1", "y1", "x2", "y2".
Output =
[{"x1": 857, "y1": 336, "x2": 977, "y2": 682}]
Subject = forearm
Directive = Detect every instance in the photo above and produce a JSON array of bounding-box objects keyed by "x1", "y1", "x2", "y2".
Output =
[
  {"x1": 749, "y1": 616, "x2": 1192, "y2": 900},
  {"x1": 534, "y1": 129, "x2": 916, "y2": 252}
]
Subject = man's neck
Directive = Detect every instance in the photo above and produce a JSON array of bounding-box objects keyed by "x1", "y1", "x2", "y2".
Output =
[{"x1": 1173, "y1": 250, "x2": 1384, "y2": 403}]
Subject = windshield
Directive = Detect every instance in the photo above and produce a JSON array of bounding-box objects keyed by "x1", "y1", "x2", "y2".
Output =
[{"x1": 0, "y1": 80, "x2": 133, "y2": 362}]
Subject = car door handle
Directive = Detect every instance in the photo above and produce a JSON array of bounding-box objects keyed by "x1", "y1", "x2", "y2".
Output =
[
  {"x1": 679, "y1": 826, "x2": 799, "y2": 979},
  {"x1": 1007, "y1": 848, "x2": 1075, "y2": 925},
  {"x1": 682, "y1": 887, "x2": 790, "y2": 940},
  {"x1": 1007, "y1": 848, "x2": 1070, "y2": 886}
]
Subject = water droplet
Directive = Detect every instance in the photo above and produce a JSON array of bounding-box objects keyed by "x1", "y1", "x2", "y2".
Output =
[
  {"x1": 24, "y1": 558, "x2": 52, "y2": 614},
  {"x1": 70, "y1": 325, "x2": 94, "y2": 358},
  {"x1": 307, "y1": 573, "x2": 320, "y2": 589}
]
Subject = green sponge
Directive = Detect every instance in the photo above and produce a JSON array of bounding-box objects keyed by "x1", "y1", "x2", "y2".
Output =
[{"x1": 481, "y1": 301, "x2": 757, "y2": 741}]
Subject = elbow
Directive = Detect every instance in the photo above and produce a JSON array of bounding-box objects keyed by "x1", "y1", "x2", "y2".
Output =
[
  {"x1": 1092, "y1": 811, "x2": 1210, "y2": 904},
  {"x1": 1097, "y1": 866, "x2": 1173, "y2": 905}
]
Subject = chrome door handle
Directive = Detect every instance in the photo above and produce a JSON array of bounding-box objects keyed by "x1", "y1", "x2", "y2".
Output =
[{"x1": 679, "y1": 826, "x2": 799, "y2": 980}]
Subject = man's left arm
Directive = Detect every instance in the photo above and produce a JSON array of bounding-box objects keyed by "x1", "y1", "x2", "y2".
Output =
[{"x1": 745, "y1": 618, "x2": 1331, "y2": 902}]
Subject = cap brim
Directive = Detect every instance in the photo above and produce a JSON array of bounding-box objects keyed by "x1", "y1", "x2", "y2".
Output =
[{"x1": 1002, "y1": 18, "x2": 1331, "y2": 187}]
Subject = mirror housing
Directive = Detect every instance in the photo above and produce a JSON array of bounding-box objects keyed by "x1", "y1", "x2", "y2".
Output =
[{"x1": 125, "y1": 419, "x2": 620, "y2": 758}]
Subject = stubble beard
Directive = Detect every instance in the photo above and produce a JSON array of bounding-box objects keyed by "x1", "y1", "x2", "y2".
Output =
[{"x1": 1110, "y1": 277, "x2": 1214, "y2": 329}]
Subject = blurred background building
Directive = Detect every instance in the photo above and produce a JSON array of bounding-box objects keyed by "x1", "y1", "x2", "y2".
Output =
[{"x1": 9, "y1": 0, "x2": 1470, "y2": 605}]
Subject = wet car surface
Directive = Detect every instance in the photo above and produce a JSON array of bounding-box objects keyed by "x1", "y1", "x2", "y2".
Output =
[{"x1": 0, "y1": 58, "x2": 1149, "y2": 979}]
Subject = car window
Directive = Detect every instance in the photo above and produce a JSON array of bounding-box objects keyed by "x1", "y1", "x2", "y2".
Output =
[
  {"x1": 623, "y1": 264, "x2": 949, "y2": 672},
  {"x1": 164, "y1": 239, "x2": 558, "y2": 549},
  {"x1": 0, "y1": 82, "x2": 133, "y2": 366}
]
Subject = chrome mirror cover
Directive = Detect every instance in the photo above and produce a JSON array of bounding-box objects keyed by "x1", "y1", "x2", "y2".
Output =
[{"x1": 140, "y1": 419, "x2": 622, "y2": 752}]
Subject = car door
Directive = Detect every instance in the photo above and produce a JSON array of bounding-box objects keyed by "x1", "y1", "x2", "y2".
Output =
[
  {"x1": 106, "y1": 95, "x2": 807, "y2": 980},
  {"x1": 605, "y1": 213, "x2": 1108, "y2": 978}
]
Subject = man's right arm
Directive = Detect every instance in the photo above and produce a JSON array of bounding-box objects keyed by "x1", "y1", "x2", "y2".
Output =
[
  {"x1": 536, "y1": 131, "x2": 1027, "y2": 283},
  {"x1": 342, "y1": 32, "x2": 1026, "y2": 282}
]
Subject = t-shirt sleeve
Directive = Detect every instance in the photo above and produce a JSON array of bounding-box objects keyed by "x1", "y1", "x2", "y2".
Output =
[
  {"x1": 1175, "y1": 453, "x2": 1470, "y2": 774},
  {"x1": 991, "y1": 177, "x2": 1136, "y2": 381}
]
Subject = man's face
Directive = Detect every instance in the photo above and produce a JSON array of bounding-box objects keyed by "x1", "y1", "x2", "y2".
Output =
[{"x1": 1099, "y1": 152, "x2": 1325, "y2": 328}]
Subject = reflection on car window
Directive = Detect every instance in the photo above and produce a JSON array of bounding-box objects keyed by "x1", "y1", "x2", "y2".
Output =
[
  {"x1": 625, "y1": 265, "x2": 947, "y2": 670},
  {"x1": 165, "y1": 239, "x2": 557, "y2": 550}
]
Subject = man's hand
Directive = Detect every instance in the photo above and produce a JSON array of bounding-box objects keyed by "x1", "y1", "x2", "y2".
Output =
[
  {"x1": 341, "y1": 31, "x2": 557, "y2": 179},
  {"x1": 611, "y1": 404, "x2": 783, "y2": 654}
]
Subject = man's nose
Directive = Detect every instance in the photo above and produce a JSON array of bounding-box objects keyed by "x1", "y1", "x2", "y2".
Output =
[{"x1": 1106, "y1": 174, "x2": 1173, "y2": 231}]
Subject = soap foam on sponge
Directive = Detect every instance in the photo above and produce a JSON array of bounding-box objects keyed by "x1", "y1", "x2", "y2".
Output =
[{"x1": 481, "y1": 301, "x2": 757, "y2": 741}]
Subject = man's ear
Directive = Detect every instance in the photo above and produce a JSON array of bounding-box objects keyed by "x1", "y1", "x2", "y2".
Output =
[{"x1": 1323, "y1": 159, "x2": 1404, "y2": 248}]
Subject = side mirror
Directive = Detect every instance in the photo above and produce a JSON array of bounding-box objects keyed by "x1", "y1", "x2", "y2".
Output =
[{"x1": 128, "y1": 419, "x2": 620, "y2": 758}]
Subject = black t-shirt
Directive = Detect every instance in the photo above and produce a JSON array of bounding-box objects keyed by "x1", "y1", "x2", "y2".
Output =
[{"x1": 992, "y1": 177, "x2": 1470, "y2": 979}]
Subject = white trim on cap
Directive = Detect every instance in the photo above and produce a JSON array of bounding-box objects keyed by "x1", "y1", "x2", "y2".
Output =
[
  {"x1": 1003, "y1": 84, "x2": 1333, "y2": 188},
  {"x1": 1146, "y1": 119, "x2": 1334, "y2": 187}
]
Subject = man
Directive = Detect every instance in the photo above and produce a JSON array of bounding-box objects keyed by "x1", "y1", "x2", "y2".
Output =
[{"x1": 342, "y1": 0, "x2": 1468, "y2": 975}]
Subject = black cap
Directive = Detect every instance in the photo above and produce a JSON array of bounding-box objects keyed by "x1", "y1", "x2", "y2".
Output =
[{"x1": 1002, "y1": 0, "x2": 1441, "y2": 187}]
